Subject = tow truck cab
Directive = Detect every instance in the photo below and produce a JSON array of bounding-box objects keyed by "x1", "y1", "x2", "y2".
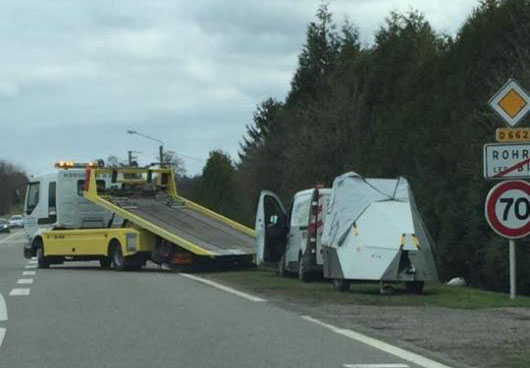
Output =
[
  {"x1": 255, "y1": 188, "x2": 331, "y2": 281},
  {"x1": 23, "y1": 164, "x2": 118, "y2": 258}
]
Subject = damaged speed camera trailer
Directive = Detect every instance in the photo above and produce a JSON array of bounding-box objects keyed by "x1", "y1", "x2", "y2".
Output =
[
  {"x1": 321, "y1": 172, "x2": 438, "y2": 293},
  {"x1": 255, "y1": 187, "x2": 331, "y2": 281}
]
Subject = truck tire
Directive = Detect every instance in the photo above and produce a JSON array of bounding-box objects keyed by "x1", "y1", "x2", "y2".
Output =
[
  {"x1": 110, "y1": 241, "x2": 127, "y2": 271},
  {"x1": 332, "y1": 278, "x2": 350, "y2": 292},
  {"x1": 405, "y1": 281, "x2": 424, "y2": 294},
  {"x1": 99, "y1": 258, "x2": 112, "y2": 269},
  {"x1": 36, "y1": 244, "x2": 50, "y2": 269},
  {"x1": 298, "y1": 254, "x2": 309, "y2": 282}
]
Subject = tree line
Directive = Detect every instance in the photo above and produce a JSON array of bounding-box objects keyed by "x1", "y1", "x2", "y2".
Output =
[
  {"x1": 185, "y1": 0, "x2": 530, "y2": 294},
  {"x1": 0, "y1": 160, "x2": 28, "y2": 216}
]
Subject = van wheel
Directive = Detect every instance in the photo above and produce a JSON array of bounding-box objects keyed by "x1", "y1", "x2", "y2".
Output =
[
  {"x1": 278, "y1": 254, "x2": 286, "y2": 277},
  {"x1": 333, "y1": 278, "x2": 350, "y2": 292},
  {"x1": 35, "y1": 240, "x2": 49, "y2": 269},
  {"x1": 298, "y1": 254, "x2": 309, "y2": 282},
  {"x1": 405, "y1": 281, "x2": 424, "y2": 294},
  {"x1": 110, "y1": 242, "x2": 127, "y2": 271},
  {"x1": 99, "y1": 258, "x2": 112, "y2": 269}
]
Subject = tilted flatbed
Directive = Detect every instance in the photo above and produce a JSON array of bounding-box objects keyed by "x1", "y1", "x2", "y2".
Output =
[
  {"x1": 84, "y1": 167, "x2": 256, "y2": 258},
  {"x1": 103, "y1": 193, "x2": 255, "y2": 256}
]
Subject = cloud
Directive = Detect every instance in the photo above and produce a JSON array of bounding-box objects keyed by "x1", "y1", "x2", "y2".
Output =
[
  {"x1": 0, "y1": 82, "x2": 19, "y2": 97},
  {"x1": 0, "y1": 0, "x2": 480, "y2": 176}
]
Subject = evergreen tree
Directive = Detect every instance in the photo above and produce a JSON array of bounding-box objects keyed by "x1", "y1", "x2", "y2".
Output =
[{"x1": 197, "y1": 150, "x2": 237, "y2": 218}]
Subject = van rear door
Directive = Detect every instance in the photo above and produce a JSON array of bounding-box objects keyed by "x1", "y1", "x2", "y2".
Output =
[{"x1": 255, "y1": 191, "x2": 287, "y2": 265}]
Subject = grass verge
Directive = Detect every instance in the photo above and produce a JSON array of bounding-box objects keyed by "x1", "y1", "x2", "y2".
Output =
[{"x1": 204, "y1": 268, "x2": 530, "y2": 309}]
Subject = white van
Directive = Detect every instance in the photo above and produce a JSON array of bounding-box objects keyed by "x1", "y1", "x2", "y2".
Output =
[
  {"x1": 23, "y1": 169, "x2": 118, "y2": 259},
  {"x1": 255, "y1": 187, "x2": 331, "y2": 281}
]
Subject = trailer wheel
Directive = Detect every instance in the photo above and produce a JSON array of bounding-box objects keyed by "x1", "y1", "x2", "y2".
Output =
[
  {"x1": 35, "y1": 239, "x2": 49, "y2": 269},
  {"x1": 110, "y1": 241, "x2": 127, "y2": 271},
  {"x1": 332, "y1": 279, "x2": 350, "y2": 292},
  {"x1": 405, "y1": 281, "x2": 424, "y2": 294},
  {"x1": 297, "y1": 254, "x2": 309, "y2": 282}
]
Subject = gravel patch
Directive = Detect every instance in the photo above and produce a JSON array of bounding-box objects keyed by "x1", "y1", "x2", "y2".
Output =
[{"x1": 259, "y1": 295, "x2": 530, "y2": 368}]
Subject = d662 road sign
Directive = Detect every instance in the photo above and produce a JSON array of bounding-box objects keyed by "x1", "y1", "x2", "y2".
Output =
[{"x1": 485, "y1": 180, "x2": 530, "y2": 239}]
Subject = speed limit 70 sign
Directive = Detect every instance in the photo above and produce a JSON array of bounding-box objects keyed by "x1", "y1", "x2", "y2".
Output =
[{"x1": 485, "y1": 180, "x2": 530, "y2": 238}]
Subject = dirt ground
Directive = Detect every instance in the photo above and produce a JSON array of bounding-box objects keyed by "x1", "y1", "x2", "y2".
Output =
[
  {"x1": 205, "y1": 272, "x2": 530, "y2": 368},
  {"x1": 277, "y1": 301, "x2": 530, "y2": 368}
]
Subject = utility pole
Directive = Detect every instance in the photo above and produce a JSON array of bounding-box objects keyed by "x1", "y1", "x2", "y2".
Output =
[
  {"x1": 159, "y1": 145, "x2": 164, "y2": 168},
  {"x1": 127, "y1": 150, "x2": 140, "y2": 167},
  {"x1": 127, "y1": 130, "x2": 164, "y2": 168}
]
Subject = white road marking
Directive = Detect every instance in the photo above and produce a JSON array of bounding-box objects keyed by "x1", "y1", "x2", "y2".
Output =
[
  {"x1": 0, "y1": 328, "x2": 5, "y2": 348},
  {"x1": 179, "y1": 273, "x2": 266, "y2": 302},
  {"x1": 0, "y1": 293, "x2": 7, "y2": 348},
  {"x1": 24, "y1": 265, "x2": 37, "y2": 269},
  {"x1": 28, "y1": 260, "x2": 38, "y2": 264},
  {"x1": 17, "y1": 279, "x2": 33, "y2": 285},
  {"x1": 301, "y1": 316, "x2": 453, "y2": 368},
  {"x1": 0, "y1": 292, "x2": 7, "y2": 321},
  {"x1": 343, "y1": 365, "x2": 409, "y2": 368},
  {"x1": 9, "y1": 288, "x2": 30, "y2": 296},
  {"x1": 0, "y1": 241, "x2": 26, "y2": 246},
  {"x1": 31, "y1": 256, "x2": 36, "y2": 260},
  {"x1": 0, "y1": 231, "x2": 24, "y2": 244},
  {"x1": 23, "y1": 271, "x2": 36, "y2": 276}
]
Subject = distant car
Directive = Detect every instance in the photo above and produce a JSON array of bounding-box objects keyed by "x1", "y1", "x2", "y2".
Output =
[
  {"x1": 8, "y1": 215, "x2": 24, "y2": 228},
  {"x1": 0, "y1": 218, "x2": 10, "y2": 233}
]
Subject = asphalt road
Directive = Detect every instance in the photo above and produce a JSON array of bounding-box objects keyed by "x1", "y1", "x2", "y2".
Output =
[{"x1": 0, "y1": 229, "x2": 435, "y2": 368}]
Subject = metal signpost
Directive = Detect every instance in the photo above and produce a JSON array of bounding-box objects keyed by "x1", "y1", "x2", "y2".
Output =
[{"x1": 484, "y1": 79, "x2": 530, "y2": 299}]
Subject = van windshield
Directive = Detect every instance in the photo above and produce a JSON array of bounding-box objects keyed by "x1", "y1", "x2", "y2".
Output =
[{"x1": 291, "y1": 193, "x2": 311, "y2": 227}]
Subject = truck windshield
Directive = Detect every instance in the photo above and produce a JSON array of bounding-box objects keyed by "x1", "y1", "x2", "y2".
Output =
[{"x1": 26, "y1": 182, "x2": 40, "y2": 214}]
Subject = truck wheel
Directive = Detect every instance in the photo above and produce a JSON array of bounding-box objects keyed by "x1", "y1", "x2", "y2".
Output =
[
  {"x1": 110, "y1": 242, "x2": 127, "y2": 271},
  {"x1": 36, "y1": 246, "x2": 50, "y2": 269},
  {"x1": 99, "y1": 258, "x2": 112, "y2": 269},
  {"x1": 298, "y1": 254, "x2": 309, "y2": 282},
  {"x1": 278, "y1": 254, "x2": 286, "y2": 277},
  {"x1": 332, "y1": 278, "x2": 350, "y2": 292},
  {"x1": 405, "y1": 281, "x2": 424, "y2": 294}
]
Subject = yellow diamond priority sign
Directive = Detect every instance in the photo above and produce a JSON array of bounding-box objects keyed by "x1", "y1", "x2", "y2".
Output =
[{"x1": 489, "y1": 79, "x2": 529, "y2": 127}]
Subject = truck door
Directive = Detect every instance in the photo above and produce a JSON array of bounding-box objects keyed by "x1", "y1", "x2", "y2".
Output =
[
  {"x1": 24, "y1": 181, "x2": 41, "y2": 240},
  {"x1": 255, "y1": 191, "x2": 288, "y2": 265}
]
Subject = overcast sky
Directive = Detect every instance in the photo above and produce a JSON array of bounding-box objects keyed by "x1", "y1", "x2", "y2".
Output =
[{"x1": 0, "y1": 0, "x2": 480, "y2": 176}]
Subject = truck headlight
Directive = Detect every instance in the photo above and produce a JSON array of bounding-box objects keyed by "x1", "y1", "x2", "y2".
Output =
[{"x1": 126, "y1": 233, "x2": 137, "y2": 251}]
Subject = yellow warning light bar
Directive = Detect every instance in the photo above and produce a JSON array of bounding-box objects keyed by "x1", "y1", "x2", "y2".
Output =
[{"x1": 54, "y1": 161, "x2": 103, "y2": 169}]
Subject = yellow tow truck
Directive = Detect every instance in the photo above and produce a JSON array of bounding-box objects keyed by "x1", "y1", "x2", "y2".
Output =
[{"x1": 24, "y1": 162, "x2": 256, "y2": 270}]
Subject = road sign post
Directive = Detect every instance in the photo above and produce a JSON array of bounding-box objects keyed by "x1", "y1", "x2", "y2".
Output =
[
  {"x1": 485, "y1": 79, "x2": 529, "y2": 299},
  {"x1": 485, "y1": 180, "x2": 530, "y2": 299},
  {"x1": 509, "y1": 239, "x2": 516, "y2": 299}
]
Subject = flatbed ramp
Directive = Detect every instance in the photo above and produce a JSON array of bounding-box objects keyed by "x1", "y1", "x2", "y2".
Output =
[
  {"x1": 83, "y1": 167, "x2": 255, "y2": 258},
  {"x1": 110, "y1": 195, "x2": 255, "y2": 256}
]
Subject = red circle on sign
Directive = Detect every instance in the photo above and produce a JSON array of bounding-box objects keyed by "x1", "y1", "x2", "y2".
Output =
[{"x1": 485, "y1": 180, "x2": 530, "y2": 239}]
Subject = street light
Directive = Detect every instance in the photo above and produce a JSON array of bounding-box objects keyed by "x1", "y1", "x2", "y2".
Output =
[{"x1": 127, "y1": 130, "x2": 164, "y2": 167}]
